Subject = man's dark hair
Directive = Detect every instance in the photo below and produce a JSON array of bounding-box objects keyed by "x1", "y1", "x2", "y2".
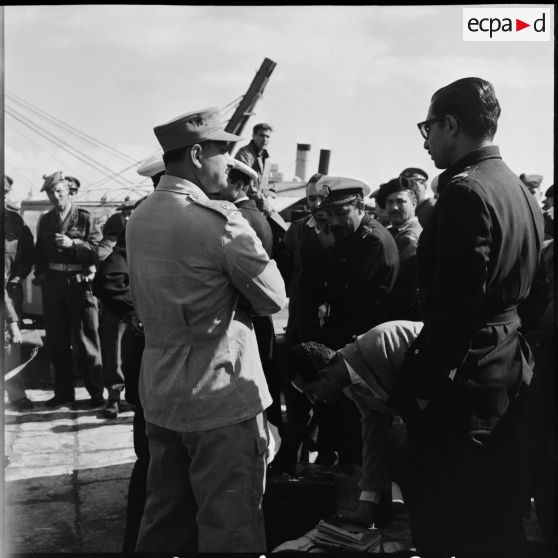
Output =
[
  {"x1": 430, "y1": 77, "x2": 501, "y2": 140},
  {"x1": 253, "y1": 123, "x2": 273, "y2": 135},
  {"x1": 288, "y1": 342, "x2": 336, "y2": 383},
  {"x1": 227, "y1": 168, "x2": 251, "y2": 187}
]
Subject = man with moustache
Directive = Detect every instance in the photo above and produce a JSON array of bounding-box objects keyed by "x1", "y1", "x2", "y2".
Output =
[
  {"x1": 399, "y1": 167, "x2": 435, "y2": 228},
  {"x1": 393, "y1": 77, "x2": 544, "y2": 558},
  {"x1": 376, "y1": 176, "x2": 422, "y2": 320},
  {"x1": 126, "y1": 107, "x2": 286, "y2": 553}
]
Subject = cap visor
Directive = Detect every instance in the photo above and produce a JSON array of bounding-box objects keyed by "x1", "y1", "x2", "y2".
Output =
[{"x1": 207, "y1": 130, "x2": 244, "y2": 142}]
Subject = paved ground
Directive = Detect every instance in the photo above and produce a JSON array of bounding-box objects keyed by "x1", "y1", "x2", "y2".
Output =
[{"x1": 2, "y1": 321, "x2": 547, "y2": 555}]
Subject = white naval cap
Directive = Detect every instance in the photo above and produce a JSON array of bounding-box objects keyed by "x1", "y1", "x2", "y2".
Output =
[
  {"x1": 231, "y1": 159, "x2": 258, "y2": 181},
  {"x1": 137, "y1": 152, "x2": 165, "y2": 177}
]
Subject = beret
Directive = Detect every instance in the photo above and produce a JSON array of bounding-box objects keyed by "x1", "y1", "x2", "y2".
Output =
[
  {"x1": 376, "y1": 176, "x2": 416, "y2": 210},
  {"x1": 41, "y1": 171, "x2": 67, "y2": 192}
]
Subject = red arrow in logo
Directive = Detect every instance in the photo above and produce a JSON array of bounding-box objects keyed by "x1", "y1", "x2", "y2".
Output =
[{"x1": 516, "y1": 19, "x2": 530, "y2": 31}]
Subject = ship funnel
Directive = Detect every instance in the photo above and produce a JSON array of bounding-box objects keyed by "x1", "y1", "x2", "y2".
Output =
[{"x1": 295, "y1": 143, "x2": 311, "y2": 183}]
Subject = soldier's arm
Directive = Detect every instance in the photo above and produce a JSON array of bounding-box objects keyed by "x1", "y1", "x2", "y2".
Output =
[
  {"x1": 12, "y1": 224, "x2": 35, "y2": 281},
  {"x1": 411, "y1": 182, "x2": 491, "y2": 399},
  {"x1": 70, "y1": 212, "x2": 102, "y2": 264},
  {"x1": 224, "y1": 211, "x2": 287, "y2": 316},
  {"x1": 34, "y1": 217, "x2": 49, "y2": 277}
]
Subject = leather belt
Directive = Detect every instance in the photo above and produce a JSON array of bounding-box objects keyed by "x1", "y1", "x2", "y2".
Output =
[{"x1": 49, "y1": 263, "x2": 85, "y2": 272}]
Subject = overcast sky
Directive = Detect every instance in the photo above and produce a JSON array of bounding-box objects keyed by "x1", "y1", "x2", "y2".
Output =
[{"x1": 4, "y1": 4, "x2": 554, "y2": 201}]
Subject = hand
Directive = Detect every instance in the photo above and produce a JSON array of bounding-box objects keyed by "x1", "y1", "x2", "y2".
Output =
[
  {"x1": 416, "y1": 398, "x2": 430, "y2": 410},
  {"x1": 55, "y1": 234, "x2": 74, "y2": 249},
  {"x1": 335, "y1": 500, "x2": 377, "y2": 527},
  {"x1": 8, "y1": 277, "x2": 21, "y2": 284},
  {"x1": 32, "y1": 274, "x2": 46, "y2": 286},
  {"x1": 7, "y1": 322, "x2": 23, "y2": 344}
]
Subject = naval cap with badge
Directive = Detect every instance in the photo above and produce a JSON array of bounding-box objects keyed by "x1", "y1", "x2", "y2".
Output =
[
  {"x1": 41, "y1": 171, "x2": 69, "y2": 192},
  {"x1": 154, "y1": 107, "x2": 243, "y2": 153},
  {"x1": 316, "y1": 176, "x2": 372, "y2": 207}
]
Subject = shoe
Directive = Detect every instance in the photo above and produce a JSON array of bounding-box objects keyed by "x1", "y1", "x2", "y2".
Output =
[
  {"x1": 45, "y1": 395, "x2": 75, "y2": 408},
  {"x1": 102, "y1": 399, "x2": 119, "y2": 419},
  {"x1": 11, "y1": 397, "x2": 34, "y2": 411},
  {"x1": 88, "y1": 396, "x2": 106, "y2": 408}
]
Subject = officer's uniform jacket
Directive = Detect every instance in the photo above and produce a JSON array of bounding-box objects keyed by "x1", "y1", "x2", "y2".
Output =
[
  {"x1": 126, "y1": 175, "x2": 286, "y2": 433},
  {"x1": 34, "y1": 203, "x2": 102, "y2": 275},
  {"x1": 320, "y1": 213, "x2": 400, "y2": 349},
  {"x1": 5, "y1": 208, "x2": 34, "y2": 282},
  {"x1": 415, "y1": 197, "x2": 436, "y2": 228},
  {"x1": 402, "y1": 145, "x2": 544, "y2": 436}
]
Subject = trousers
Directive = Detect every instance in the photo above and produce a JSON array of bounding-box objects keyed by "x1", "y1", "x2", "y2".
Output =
[
  {"x1": 136, "y1": 413, "x2": 269, "y2": 553},
  {"x1": 100, "y1": 310, "x2": 127, "y2": 399},
  {"x1": 41, "y1": 271, "x2": 103, "y2": 399}
]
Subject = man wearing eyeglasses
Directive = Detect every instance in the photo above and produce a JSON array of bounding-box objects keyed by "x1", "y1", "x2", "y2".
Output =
[
  {"x1": 391, "y1": 78, "x2": 544, "y2": 558},
  {"x1": 399, "y1": 167, "x2": 435, "y2": 228}
]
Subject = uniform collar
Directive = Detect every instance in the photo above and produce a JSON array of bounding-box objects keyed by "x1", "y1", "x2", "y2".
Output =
[
  {"x1": 155, "y1": 174, "x2": 208, "y2": 200},
  {"x1": 389, "y1": 216, "x2": 420, "y2": 233},
  {"x1": 438, "y1": 145, "x2": 501, "y2": 194}
]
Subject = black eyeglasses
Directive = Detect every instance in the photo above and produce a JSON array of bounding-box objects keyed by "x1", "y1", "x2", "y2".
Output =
[{"x1": 417, "y1": 116, "x2": 446, "y2": 139}]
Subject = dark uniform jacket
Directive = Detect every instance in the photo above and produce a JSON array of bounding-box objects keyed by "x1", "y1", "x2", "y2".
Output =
[
  {"x1": 35, "y1": 203, "x2": 102, "y2": 275},
  {"x1": 415, "y1": 197, "x2": 436, "y2": 228},
  {"x1": 5, "y1": 208, "x2": 34, "y2": 282},
  {"x1": 320, "y1": 213, "x2": 400, "y2": 349},
  {"x1": 283, "y1": 215, "x2": 330, "y2": 345},
  {"x1": 399, "y1": 146, "x2": 544, "y2": 436},
  {"x1": 388, "y1": 217, "x2": 422, "y2": 321},
  {"x1": 235, "y1": 198, "x2": 273, "y2": 257}
]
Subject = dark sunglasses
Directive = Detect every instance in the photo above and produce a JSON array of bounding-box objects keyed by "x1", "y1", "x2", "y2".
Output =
[{"x1": 417, "y1": 116, "x2": 446, "y2": 139}]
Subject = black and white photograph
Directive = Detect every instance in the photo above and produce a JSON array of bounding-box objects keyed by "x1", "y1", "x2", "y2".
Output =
[{"x1": 1, "y1": 4, "x2": 554, "y2": 557}]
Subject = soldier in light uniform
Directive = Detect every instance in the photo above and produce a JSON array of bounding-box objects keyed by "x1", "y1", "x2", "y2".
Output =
[
  {"x1": 127, "y1": 107, "x2": 286, "y2": 553},
  {"x1": 34, "y1": 172, "x2": 104, "y2": 407}
]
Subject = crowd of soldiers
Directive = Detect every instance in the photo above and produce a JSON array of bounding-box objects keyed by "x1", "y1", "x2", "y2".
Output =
[{"x1": 3, "y1": 75, "x2": 555, "y2": 557}]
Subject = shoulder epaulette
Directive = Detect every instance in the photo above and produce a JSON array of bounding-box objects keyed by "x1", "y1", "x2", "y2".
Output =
[{"x1": 188, "y1": 193, "x2": 238, "y2": 219}]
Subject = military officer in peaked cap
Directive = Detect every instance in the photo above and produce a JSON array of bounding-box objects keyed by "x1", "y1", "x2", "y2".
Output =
[
  {"x1": 302, "y1": 175, "x2": 399, "y2": 480},
  {"x1": 126, "y1": 107, "x2": 286, "y2": 553},
  {"x1": 392, "y1": 77, "x2": 544, "y2": 558},
  {"x1": 34, "y1": 171, "x2": 104, "y2": 407}
]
